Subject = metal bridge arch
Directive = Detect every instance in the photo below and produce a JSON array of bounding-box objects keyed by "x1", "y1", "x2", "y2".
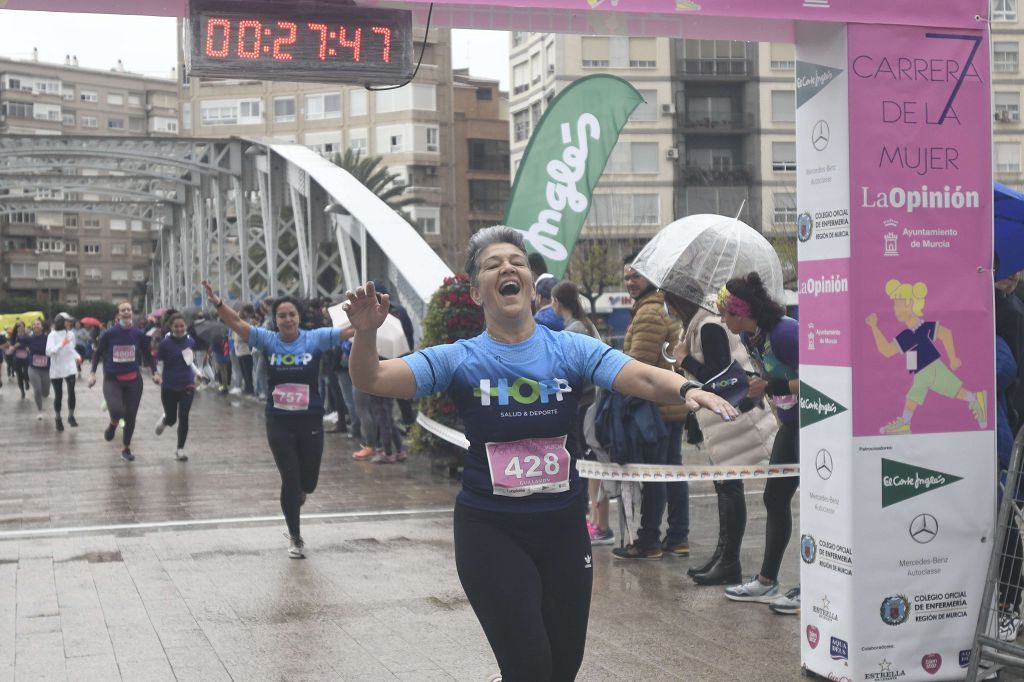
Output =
[{"x1": 0, "y1": 135, "x2": 452, "y2": 331}]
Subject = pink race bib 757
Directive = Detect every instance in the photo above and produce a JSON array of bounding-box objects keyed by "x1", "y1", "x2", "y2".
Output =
[
  {"x1": 485, "y1": 435, "x2": 571, "y2": 498},
  {"x1": 31, "y1": 355, "x2": 47, "y2": 368},
  {"x1": 272, "y1": 383, "x2": 310, "y2": 411}
]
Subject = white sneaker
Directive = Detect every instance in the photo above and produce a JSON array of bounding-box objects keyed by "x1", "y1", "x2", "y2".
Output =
[
  {"x1": 724, "y1": 576, "x2": 780, "y2": 603},
  {"x1": 323, "y1": 411, "x2": 339, "y2": 423},
  {"x1": 285, "y1": 533, "x2": 304, "y2": 559},
  {"x1": 175, "y1": 449, "x2": 188, "y2": 462},
  {"x1": 229, "y1": 387, "x2": 242, "y2": 396},
  {"x1": 155, "y1": 415, "x2": 167, "y2": 436}
]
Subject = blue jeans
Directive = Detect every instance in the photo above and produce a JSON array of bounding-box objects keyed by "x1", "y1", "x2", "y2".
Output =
[
  {"x1": 637, "y1": 420, "x2": 688, "y2": 549},
  {"x1": 337, "y1": 369, "x2": 361, "y2": 438}
]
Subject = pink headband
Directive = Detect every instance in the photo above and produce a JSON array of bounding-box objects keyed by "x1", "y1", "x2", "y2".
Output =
[{"x1": 716, "y1": 287, "x2": 753, "y2": 318}]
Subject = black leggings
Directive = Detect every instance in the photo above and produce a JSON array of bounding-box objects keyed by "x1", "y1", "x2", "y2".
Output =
[
  {"x1": 14, "y1": 358, "x2": 29, "y2": 397},
  {"x1": 454, "y1": 496, "x2": 592, "y2": 682},
  {"x1": 160, "y1": 387, "x2": 195, "y2": 449},
  {"x1": 760, "y1": 419, "x2": 800, "y2": 582},
  {"x1": 266, "y1": 414, "x2": 324, "y2": 539},
  {"x1": 103, "y1": 374, "x2": 144, "y2": 447},
  {"x1": 51, "y1": 375, "x2": 76, "y2": 416}
]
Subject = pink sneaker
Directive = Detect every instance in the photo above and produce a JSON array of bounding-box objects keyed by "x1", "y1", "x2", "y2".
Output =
[{"x1": 371, "y1": 452, "x2": 397, "y2": 464}]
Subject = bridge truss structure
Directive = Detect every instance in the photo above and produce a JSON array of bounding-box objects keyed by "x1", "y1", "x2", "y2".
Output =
[{"x1": 0, "y1": 135, "x2": 452, "y2": 328}]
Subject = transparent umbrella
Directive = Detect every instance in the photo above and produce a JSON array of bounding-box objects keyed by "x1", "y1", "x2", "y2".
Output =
[{"x1": 630, "y1": 214, "x2": 785, "y2": 310}]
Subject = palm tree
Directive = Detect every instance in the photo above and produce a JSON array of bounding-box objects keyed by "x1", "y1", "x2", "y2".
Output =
[{"x1": 331, "y1": 149, "x2": 422, "y2": 223}]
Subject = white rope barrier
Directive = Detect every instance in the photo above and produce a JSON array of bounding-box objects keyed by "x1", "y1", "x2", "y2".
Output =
[{"x1": 415, "y1": 412, "x2": 800, "y2": 481}]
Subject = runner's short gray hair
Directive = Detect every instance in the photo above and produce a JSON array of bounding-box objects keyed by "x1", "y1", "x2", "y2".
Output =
[{"x1": 464, "y1": 226, "x2": 527, "y2": 286}]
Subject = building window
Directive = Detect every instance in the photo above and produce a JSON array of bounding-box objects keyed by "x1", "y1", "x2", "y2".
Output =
[
  {"x1": 83, "y1": 243, "x2": 101, "y2": 255},
  {"x1": 628, "y1": 38, "x2": 657, "y2": 68},
  {"x1": 62, "y1": 112, "x2": 75, "y2": 126},
  {"x1": 513, "y1": 109, "x2": 531, "y2": 142},
  {"x1": 771, "y1": 91, "x2": 796, "y2": 123},
  {"x1": 607, "y1": 141, "x2": 659, "y2": 174},
  {"x1": 468, "y1": 139, "x2": 510, "y2": 171},
  {"x1": 997, "y1": 142, "x2": 1022, "y2": 172},
  {"x1": 773, "y1": 192, "x2": 798, "y2": 224},
  {"x1": 631, "y1": 90, "x2": 659, "y2": 122},
  {"x1": 469, "y1": 180, "x2": 510, "y2": 213},
  {"x1": 349, "y1": 128, "x2": 368, "y2": 155},
  {"x1": 83, "y1": 217, "x2": 101, "y2": 229},
  {"x1": 305, "y1": 93, "x2": 341, "y2": 120},
  {"x1": 200, "y1": 98, "x2": 262, "y2": 126},
  {"x1": 687, "y1": 147, "x2": 735, "y2": 171},
  {"x1": 107, "y1": 93, "x2": 124, "y2": 106},
  {"x1": 273, "y1": 96, "x2": 296, "y2": 122},
  {"x1": 128, "y1": 93, "x2": 142, "y2": 107},
  {"x1": 8, "y1": 211, "x2": 35, "y2": 224},
  {"x1": 62, "y1": 87, "x2": 75, "y2": 101},
  {"x1": 111, "y1": 269, "x2": 129, "y2": 283},
  {"x1": 511, "y1": 31, "x2": 529, "y2": 47},
  {"x1": 424, "y1": 126, "x2": 439, "y2": 152},
  {"x1": 994, "y1": 0, "x2": 1018, "y2": 21},
  {"x1": 79, "y1": 90, "x2": 98, "y2": 103},
  {"x1": 769, "y1": 43, "x2": 796, "y2": 70},
  {"x1": 83, "y1": 268, "x2": 102, "y2": 281},
  {"x1": 996, "y1": 92, "x2": 1021, "y2": 122},
  {"x1": 66, "y1": 241, "x2": 78, "y2": 254},
  {"x1": 349, "y1": 89, "x2": 367, "y2": 116},
  {"x1": 995, "y1": 42, "x2": 1020, "y2": 73},
  {"x1": 513, "y1": 62, "x2": 529, "y2": 94},
  {"x1": 131, "y1": 245, "x2": 144, "y2": 256},
  {"x1": 581, "y1": 37, "x2": 610, "y2": 68},
  {"x1": 587, "y1": 194, "x2": 660, "y2": 226},
  {"x1": 107, "y1": 117, "x2": 125, "y2": 130},
  {"x1": 389, "y1": 134, "x2": 403, "y2": 152},
  {"x1": 374, "y1": 84, "x2": 435, "y2": 113},
  {"x1": 182, "y1": 103, "x2": 191, "y2": 130},
  {"x1": 111, "y1": 243, "x2": 128, "y2": 256},
  {"x1": 64, "y1": 215, "x2": 78, "y2": 229},
  {"x1": 110, "y1": 219, "x2": 127, "y2": 231},
  {"x1": 132, "y1": 270, "x2": 146, "y2": 282},
  {"x1": 681, "y1": 39, "x2": 751, "y2": 76},
  {"x1": 771, "y1": 141, "x2": 796, "y2": 171},
  {"x1": 476, "y1": 87, "x2": 493, "y2": 101},
  {"x1": 66, "y1": 267, "x2": 78, "y2": 281},
  {"x1": 80, "y1": 116, "x2": 97, "y2": 128},
  {"x1": 9, "y1": 263, "x2": 35, "y2": 279},
  {"x1": 0, "y1": 101, "x2": 31, "y2": 119},
  {"x1": 128, "y1": 117, "x2": 143, "y2": 133},
  {"x1": 33, "y1": 103, "x2": 61, "y2": 121},
  {"x1": 410, "y1": 206, "x2": 441, "y2": 235}
]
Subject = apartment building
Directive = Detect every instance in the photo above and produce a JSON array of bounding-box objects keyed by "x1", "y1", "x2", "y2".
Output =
[
  {"x1": 177, "y1": 27, "x2": 473, "y2": 270},
  {"x1": 993, "y1": 0, "x2": 1024, "y2": 190},
  {"x1": 508, "y1": 32, "x2": 677, "y2": 260},
  {"x1": 452, "y1": 69, "x2": 510, "y2": 255},
  {"x1": 0, "y1": 55, "x2": 179, "y2": 306}
]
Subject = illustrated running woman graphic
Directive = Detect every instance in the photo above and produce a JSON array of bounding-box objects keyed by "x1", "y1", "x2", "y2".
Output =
[{"x1": 865, "y1": 278, "x2": 987, "y2": 435}]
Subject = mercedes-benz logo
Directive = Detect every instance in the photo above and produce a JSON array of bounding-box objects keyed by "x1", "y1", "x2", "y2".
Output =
[
  {"x1": 812, "y1": 120, "x2": 830, "y2": 151},
  {"x1": 909, "y1": 513, "x2": 938, "y2": 544},
  {"x1": 815, "y1": 449, "x2": 833, "y2": 480}
]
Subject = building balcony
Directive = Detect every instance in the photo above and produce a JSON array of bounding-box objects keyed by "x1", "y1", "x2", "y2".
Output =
[
  {"x1": 1, "y1": 222, "x2": 42, "y2": 238},
  {"x1": 678, "y1": 59, "x2": 752, "y2": 78},
  {"x1": 681, "y1": 112, "x2": 754, "y2": 132},
  {"x1": 680, "y1": 164, "x2": 752, "y2": 185}
]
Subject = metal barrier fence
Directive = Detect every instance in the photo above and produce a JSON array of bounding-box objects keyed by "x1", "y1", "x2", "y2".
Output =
[{"x1": 968, "y1": 427, "x2": 1024, "y2": 680}]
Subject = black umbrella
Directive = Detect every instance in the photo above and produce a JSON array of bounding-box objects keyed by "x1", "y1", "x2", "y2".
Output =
[{"x1": 193, "y1": 318, "x2": 229, "y2": 346}]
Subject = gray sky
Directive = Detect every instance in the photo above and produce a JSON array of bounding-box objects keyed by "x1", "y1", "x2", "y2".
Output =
[{"x1": 0, "y1": 10, "x2": 508, "y2": 88}]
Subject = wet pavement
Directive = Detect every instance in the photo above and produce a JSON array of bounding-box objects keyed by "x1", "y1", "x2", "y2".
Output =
[{"x1": 0, "y1": 376, "x2": 800, "y2": 680}]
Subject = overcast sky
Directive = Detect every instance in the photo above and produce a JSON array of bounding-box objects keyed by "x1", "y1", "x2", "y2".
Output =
[{"x1": 0, "y1": 10, "x2": 509, "y2": 88}]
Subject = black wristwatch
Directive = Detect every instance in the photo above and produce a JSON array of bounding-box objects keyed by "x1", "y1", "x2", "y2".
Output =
[
  {"x1": 679, "y1": 381, "x2": 701, "y2": 401},
  {"x1": 214, "y1": 299, "x2": 224, "y2": 308}
]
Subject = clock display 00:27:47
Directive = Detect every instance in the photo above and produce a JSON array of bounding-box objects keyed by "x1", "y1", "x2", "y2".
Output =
[{"x1": 203, "y1": 17, "x2": 394, "y2": 64}]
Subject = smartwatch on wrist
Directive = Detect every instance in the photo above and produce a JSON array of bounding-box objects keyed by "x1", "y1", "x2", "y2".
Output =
[{"x1": 679, "y1": 381, "x2": 701, "y2": 401}]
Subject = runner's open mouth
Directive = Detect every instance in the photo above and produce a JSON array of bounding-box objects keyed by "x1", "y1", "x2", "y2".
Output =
[{"x1": 499, "y1": 281, "x2": 521, "y2": 296}]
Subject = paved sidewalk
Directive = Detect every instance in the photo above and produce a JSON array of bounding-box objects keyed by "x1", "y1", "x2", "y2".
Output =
[{"x1": 0, "y1": 377, "x2": 801, "y2": 680}]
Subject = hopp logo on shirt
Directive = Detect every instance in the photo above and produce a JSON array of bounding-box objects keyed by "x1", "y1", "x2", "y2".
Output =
[
  {"x1": 475, "y1": 377, "x2": 572, "y2": 406},
  {"x1": 268, "y1": 352, "x2": 314, "y2": 367}
]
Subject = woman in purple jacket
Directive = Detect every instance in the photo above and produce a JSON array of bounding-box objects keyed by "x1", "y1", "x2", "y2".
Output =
[{"x1": 88, "y1": 301, "x2": 158, "y2": 462}]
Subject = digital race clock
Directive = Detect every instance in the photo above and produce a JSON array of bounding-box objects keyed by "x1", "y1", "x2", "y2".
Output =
[{"x1": 186, "y1": 0, "x2": 415, "y2": 85}]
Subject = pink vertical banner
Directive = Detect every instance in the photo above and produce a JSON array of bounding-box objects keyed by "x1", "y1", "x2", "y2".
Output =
[{"x1": 848, "y1": 24, "x2": 993, "y2": 438}]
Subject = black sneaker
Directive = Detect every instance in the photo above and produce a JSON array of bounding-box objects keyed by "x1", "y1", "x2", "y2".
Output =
[
  {"x1": 121, "y1": 447, "x2": 135, "y2": 462},
  {"x1": 104, "y1": 422, "x2": 117, "y2": 442},
  {"x1": 67, "y1": 415, "x2": 78, "y2": 427},
  {"x1": 612, "y1": 542, "x2": 663, "y2": 560},
  {"x1": 55, "y1": 417, "x2": 64, "y2": 432}
]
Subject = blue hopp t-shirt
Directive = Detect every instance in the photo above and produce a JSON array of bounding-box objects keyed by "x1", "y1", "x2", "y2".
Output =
[
  {"x1": 158, "y1": 334, "x2": 197, "y2": 391},
  {"x1": 248, "y1": 326, "x2": 342, "y2": 417},
  {"x1": 402, "y1": 325, "x2": 631, "y2": 513}
]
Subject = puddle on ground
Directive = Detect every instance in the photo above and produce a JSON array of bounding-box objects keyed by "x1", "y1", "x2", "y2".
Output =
[{"x1": 57, "y1": 551, "x2": 123, "y2": 564}]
